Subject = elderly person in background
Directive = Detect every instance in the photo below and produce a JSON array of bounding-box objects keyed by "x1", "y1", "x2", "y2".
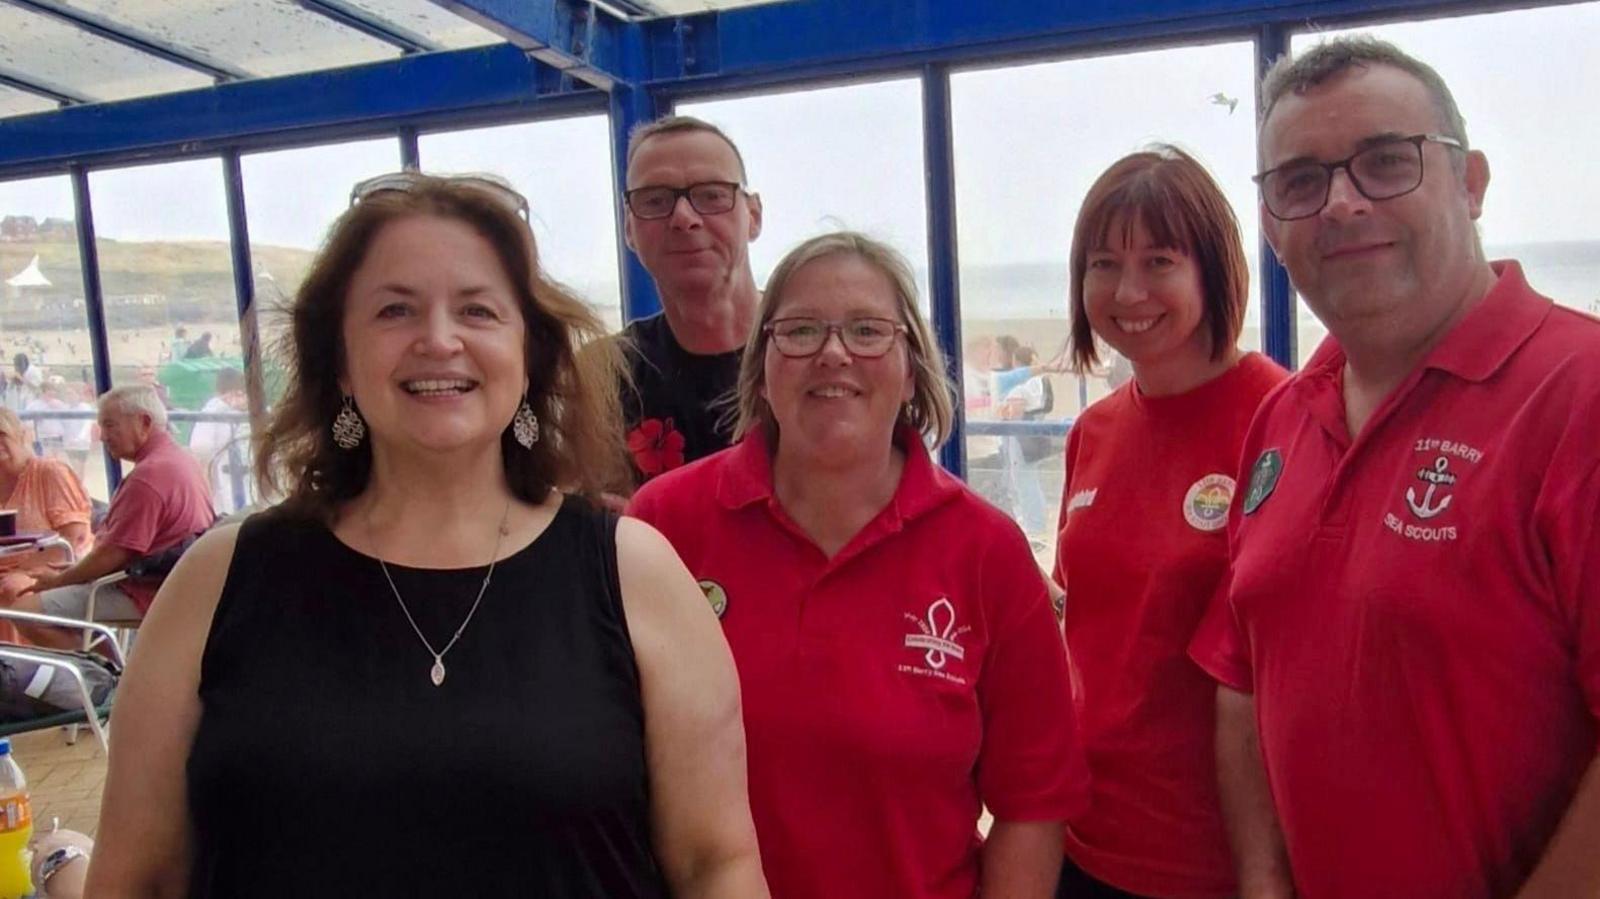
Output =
[
  {"x1": 0, "y1": 406, "x2": 94, "y2": 642},
  {"x1": 14, "y1": 384, "x2": 213, "y2": 648},
  {"x1": 629, "y1": 231, "x2": 1089, "y2": 899}
]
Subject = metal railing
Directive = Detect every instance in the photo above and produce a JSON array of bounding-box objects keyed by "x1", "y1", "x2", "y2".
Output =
[{"x1": 17, "y1": 408, "x2": 254, "y2": 511}]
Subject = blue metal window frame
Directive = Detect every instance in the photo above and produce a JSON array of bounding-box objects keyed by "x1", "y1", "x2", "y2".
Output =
[{"x1": 0, "y1": 0, "x2": 1578, "y2": 485}]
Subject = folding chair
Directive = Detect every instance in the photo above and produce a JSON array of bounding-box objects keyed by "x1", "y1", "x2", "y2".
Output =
[
  {"x1": 0, "y1": 609, "x2": 126, "y2": 755},
  {"x1": 79, "y1": 531, "x2": 211, "y2": 658},
  {"x1": 83, "y1": 571, "x2": 143, "y2": 658}
]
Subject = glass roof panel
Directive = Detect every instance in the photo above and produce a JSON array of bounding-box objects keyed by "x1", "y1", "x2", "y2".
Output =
[
  {"x1": 339, "y1": 0, "x2": 505, "y2": 49},
  {"x1": 0, "y1": 85, "x2": 58, "y2": 119},
  {"x1": 63, "y1": 0, "x2": 400, "y2": 78},
  {"x1": 0, "y1": 4, "x2": 211, "y2": 102}
]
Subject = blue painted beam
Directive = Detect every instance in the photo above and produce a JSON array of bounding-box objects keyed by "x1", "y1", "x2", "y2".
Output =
[
  {"x1": 295, "y1": 0, "x2": 445, "y2": 55},
  {"x1": 609, "y1": 84, "x2": 663, "y2": 323},
  {"x1": 399, "y1": 125, "x2": 421, "y2": 170},
  {"x1": 921, "y1": 63, "x2": 966, "y2": 478},
  {"x1": 0, "y1": 44, "x2": 600, "y2": 173},
  {"x1": 5, "y1": 0, "x2": 251, "y2": 82},
  {"x1": 69, "y1": 165, "x2": 121, "y2": 491},
  {"x1": 426, "y1": 0, "x2": 625, "y2": 90},
  {"x1": 647, "y1": 0, "x2": 1576, "y2": 89},
  {"x1": 1256, "y1": 22, "x2": 1298, "y2": 369},
  {"x1": 221, "y1": 149, "x2": 267, "y2": 495},
  {"x1": 0, "y1": 64, "x2": 86, "y2": 106}
]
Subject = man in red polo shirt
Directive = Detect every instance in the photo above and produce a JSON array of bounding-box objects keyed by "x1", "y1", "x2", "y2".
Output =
[
  {"x1": 18, "y1": 383, "x2": 213, "y2": 647},
  {"x1": 1189, "y1": 36, "x2": 1600, "y2": 898}
]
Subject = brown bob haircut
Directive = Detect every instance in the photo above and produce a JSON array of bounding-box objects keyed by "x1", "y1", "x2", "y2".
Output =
[
  {"x1": 1068, "y1": 145, "x2": 1249, "y2": 373},
  {"x1": 255, "y1": 174, "x2": 628, "y2": 519}
]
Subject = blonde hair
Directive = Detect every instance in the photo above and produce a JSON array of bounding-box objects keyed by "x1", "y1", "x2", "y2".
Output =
[
  {"x1": 0, "y1": 407, "x2": 28, "y2": 452},
  {"x1": 731, "y1": 232, "x2": 954, "y2": 447},
  {"x1": 254, "y1": 175, "x2": 628, "y2": 519}
]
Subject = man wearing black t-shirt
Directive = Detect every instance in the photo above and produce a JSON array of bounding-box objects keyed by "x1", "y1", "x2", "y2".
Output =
[{"x1": 618, "y1": 116, "x2": 763, "y2": 486}]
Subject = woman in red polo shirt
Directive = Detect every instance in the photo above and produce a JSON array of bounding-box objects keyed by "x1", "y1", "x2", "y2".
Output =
[
  {"x1": 1050, "y1": 147, "x2": 1288, "y2": 899},
  {"x1": 628, "y1": 231, "x2": 1088, "y2": 899}
]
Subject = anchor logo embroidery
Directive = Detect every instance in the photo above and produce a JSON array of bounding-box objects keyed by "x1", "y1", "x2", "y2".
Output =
[
  {"x1": 903, "y1": 598, "x2": 971, "y2": 670},
  {"x1": 1405, "y1": 456, "x2": 1457, "y2": 520}
]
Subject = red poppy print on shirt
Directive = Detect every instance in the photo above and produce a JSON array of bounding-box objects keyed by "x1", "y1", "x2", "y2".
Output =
[{"x1": 628, "y1": 417, "x2": 687, "y2": 476}]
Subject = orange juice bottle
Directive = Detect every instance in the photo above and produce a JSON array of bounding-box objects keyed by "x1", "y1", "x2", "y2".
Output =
[{"x1": 0, "y1": 738, "x2": 33, "y2": 899}]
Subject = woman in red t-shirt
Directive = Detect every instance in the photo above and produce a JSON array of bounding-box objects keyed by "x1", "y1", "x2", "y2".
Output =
[{"x1": 1052, "y1": 147, "x2": 1288, "y2": 899}]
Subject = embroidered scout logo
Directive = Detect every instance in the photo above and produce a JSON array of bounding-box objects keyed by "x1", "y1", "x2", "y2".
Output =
[
  {"x1": 898, "y1": 598, "x2": 974, "y2": 685},
  {"x1": 1183, "y1": 474, "x2": 1235, "y2": 532},
  {"x1": 697, "y1": 580, "x2": 728, "y2": 619},
  {"x1": 1404, "y1": 456, "x2": 1456, "y2": 520},
  {"x1": 1242, "y1": 449, "x2": 1283, "y2": 515},
  {"x1": 1382, "y1": 439, "x2": 1483, "y2": 544}
]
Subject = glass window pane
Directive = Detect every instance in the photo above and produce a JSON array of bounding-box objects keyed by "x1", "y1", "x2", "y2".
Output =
[
  {"x1": 678, "y1": 78, "x2": 931, "y2": 309},
  {"x1": 420, "y1": 116, "x2": 624, "y2": 330},
  {"x1": 1290, "y1": 3, "x2": 1600, "y2": 363},
  {"x1": 0, "y1": 4, "x2": 211, "y2": 102},
  {"x1": 0, "y1": 85, "x2": 56, "y2": 120},
  {"x1": 63, "y1": 0, "x2": 400, "y2": 78},
  {"x1": 242, "y1": 135, "x2": 401, "y2": 364},
  {"x1": 339, "y1": 0, "x2": 505, "y2": 49},
  {"x1": 951, "y1": 40, "x2": 1258, "y2": 551},
  {"x1": 90, "y1": 158, "x2": 244, "y2": 513},
  {"x1": 0, "y1": 175, "x2": 108, "y2": 501}
]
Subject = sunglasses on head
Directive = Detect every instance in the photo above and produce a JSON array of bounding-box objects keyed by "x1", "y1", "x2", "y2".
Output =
[{"x1": 349, "y1": 171, "x2": 531, "y2": 222}]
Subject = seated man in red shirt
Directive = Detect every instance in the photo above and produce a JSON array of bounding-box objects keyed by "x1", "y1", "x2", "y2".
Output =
[
  {"x1": 16, "y1": 383, "x2": 214, "y2": 648},
  {"x1": 1190, "y1": 35, "x2": 1600, "y2": 899}
]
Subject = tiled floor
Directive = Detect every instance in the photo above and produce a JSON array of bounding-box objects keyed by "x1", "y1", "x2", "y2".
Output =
[{"x1": 10, "y1": 727, "x2": 107, "y2": 839}]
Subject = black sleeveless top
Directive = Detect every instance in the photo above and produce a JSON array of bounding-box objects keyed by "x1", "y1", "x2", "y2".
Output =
[{"x1": 186, "y1": 497, "x2": 666, "y2": 897}]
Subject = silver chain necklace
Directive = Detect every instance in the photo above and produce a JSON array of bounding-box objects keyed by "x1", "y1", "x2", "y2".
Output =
[{"x1": 369, "y1": 499, "x2": 512, "y2": 686}]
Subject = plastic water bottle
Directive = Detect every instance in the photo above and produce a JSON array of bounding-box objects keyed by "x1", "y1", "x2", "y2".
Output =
[{"x1": 0, "y1": 738, "x2": 33, "y2": 899}]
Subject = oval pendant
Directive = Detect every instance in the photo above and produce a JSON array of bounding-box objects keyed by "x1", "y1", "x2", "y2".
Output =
[{"x1": 430, "y1": 658, "x2": 446, "y2": 686}]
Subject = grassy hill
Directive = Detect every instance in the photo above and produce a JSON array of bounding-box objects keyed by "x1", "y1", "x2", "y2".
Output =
[{"x1": 0, "y1": 238, "x2": 316, "y2": 329}]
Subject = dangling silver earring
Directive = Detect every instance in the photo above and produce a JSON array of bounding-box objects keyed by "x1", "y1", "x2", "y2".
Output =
[
  {"x1": 512, "y1": 396, "x2": 539, "y2": 449},
  {"x1": 332, "y1": 395, "x2": 366, "y2": 450}
]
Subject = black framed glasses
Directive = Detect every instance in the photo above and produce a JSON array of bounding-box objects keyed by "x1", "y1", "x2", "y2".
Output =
[
  {"x1": 624, "y1": 181, "x2": 743, "y2": 220},
  {"x1": 765, "y1": 317, "x2": 906, "y2": 358},
  {"x1": 1254, "y1": 133, "x2": 1465, "y2": 221},
  {"x1": 350, "y1": 171, "x2": 531, "y2": 222}
]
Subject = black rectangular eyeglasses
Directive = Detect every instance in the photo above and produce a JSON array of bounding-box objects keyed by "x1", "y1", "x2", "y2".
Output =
[
  {"x1": 625, "y1": 182, "x2": 743, "y2": 220},
  {"x1": 1253, "y1": 133, "x2": 1464, "y2": 221}
]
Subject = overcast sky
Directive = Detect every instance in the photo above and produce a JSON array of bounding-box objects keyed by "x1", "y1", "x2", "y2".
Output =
[{"x1": 2, "y1": 1, "x2": 1597, "y2": 316}]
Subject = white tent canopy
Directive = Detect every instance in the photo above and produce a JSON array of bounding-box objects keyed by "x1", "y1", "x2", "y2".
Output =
[{"x1": 4, "y1": 255, "x2": 50, "y2": 288}]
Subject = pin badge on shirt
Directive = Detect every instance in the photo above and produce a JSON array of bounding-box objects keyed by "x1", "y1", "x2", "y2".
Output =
[
  {"x1": 1183, "y1": 474, "x2": 1235, "y2": 532},
  {"x1": 1242, "y1": 449, "x2": 1284, "y2": 515},
  {"x1": 698, "y1": 580, "x2": 729, "y2": 619}
]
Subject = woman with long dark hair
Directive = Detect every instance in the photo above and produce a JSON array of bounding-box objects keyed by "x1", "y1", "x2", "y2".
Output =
[{"x1": 88, "y1": 173, "x2": 768, "y2": 898}]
